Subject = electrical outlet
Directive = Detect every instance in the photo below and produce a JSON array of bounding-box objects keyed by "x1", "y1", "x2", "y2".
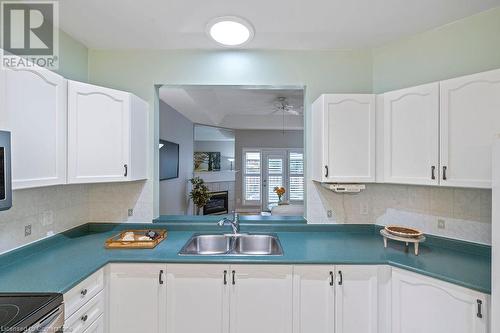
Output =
[
  {"x1": 438, "y1": 219, "x2": 446, "y2": 229},
  {"x1": 327, "y1": 210, "x2": 333, "y2": 218},
  {"x1": 128, "y1": 208, "x2": 134, "y2": 217},
  {"x1": 24, "y1": 225, "x2": 32, "y2": 237},
  {"x1": 40, "y1": 210, "x2": 54, "y2": 226},
  {"x1": 359, "y1": 203, "x2": 369, "y2": 215}
]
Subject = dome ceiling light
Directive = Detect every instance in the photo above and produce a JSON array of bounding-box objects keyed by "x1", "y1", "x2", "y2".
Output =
[{"x1": 207, "y1": 16, "x2": 254, "y2": 47}]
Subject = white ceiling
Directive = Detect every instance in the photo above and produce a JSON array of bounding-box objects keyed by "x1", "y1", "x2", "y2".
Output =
[
  {"x1": 59, "y1": 0, "x2": 500, "y2": 50},
  {"x1": 159, "y1": 86, "x2": 304, "y2": 130},
  {"x1": 194, "y1": 125, "x2": 235, "y2": 141}
]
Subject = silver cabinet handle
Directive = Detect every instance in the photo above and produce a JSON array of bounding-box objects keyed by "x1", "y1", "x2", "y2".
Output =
[
  {"x1": 81, "y1": 314, "x2": 88, "y2": 322},
  {"x1": 329, "y1": 271, "x2": 334, "y2": 286},
  {"x1": 223, "y1": 270, "x2": 227, "y2": 285},
  {"x1": 232, "y1": 270, "x2": 236, "y2": 285},
  {"x1": 124, "y1": 164, "x2": 128, "y2": 177},
  {"x1": 80, "y1": 289, "x2": 88, "y2": 296},
  {"x1": 477, "y1": 299, "x2": 483, "y2": 318},
  {"x1": 431, "y1": 166, "x2": 436, "y2": 180},
  {"x1": 338, "y1": 270, "x2": 343, "y2": 285},
  {"x1": 442, "y1": 166, "x2": 447, "y2": 180},
  {"x1": 325, "y1": 165, "x2": 329, "y2": 178}
]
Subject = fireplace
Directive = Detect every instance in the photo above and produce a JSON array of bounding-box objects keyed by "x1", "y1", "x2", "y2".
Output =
[{"x1": 203, "y1": 191, "x2": 229, "y2": 215}]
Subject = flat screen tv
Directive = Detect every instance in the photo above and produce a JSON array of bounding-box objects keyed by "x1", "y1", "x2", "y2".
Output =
[{"x1": 159, "y1": 139, "x2": 179, "y2": 180}]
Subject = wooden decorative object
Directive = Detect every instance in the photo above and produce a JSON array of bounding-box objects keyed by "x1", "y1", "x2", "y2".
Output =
[
  {"x1": 380, "y1": 229, "x2": 426, "y2": 255},
  {"x1": 105, "y1": 229, "x2": 167, "y2": 249},
  {"x1": 384, "y1": 225, "x2": 423, "y2": 238}
]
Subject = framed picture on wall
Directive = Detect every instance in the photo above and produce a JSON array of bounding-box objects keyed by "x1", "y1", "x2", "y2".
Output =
[
  {"x1": 159, "y1": 139, "x2": 179, "y2": 180},
  {"x1": 194, "y1": 152, "x2": 221, "y2": 171}
]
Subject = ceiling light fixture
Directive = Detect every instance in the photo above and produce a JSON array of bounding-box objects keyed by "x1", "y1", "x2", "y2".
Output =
[{"x1": 207, "y1": 16, "x2": 254, "y2": 47}]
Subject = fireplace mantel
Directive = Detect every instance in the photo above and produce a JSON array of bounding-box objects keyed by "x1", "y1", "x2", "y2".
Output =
[{"x1": 194, "y1": 170, "x2": 237, "y2": 183}]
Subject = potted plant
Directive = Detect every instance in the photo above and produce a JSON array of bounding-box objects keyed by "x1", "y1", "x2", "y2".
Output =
[{"x1": 189, "y1": 177, "x2": 211, "y2": 215}]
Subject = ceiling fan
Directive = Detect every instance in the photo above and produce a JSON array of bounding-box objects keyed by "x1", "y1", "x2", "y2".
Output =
[{"x1": 270, "y1": 97, "x2": 303, "y2": 116}]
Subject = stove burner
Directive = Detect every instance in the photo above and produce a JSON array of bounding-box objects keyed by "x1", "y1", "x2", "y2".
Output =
[{"x1": 0, "y1": 304, "x2": 20, "y2": 328}]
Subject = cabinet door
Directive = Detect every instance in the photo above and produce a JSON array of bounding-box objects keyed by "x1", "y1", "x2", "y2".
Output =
[
  {"x1": 335, "y1": 265, "x2": 381, "y2": 333},
  {"x1": 68, "y1": 80, "x2": 130, "y2": 183},
  {"x1": 230, "y1": 265, "x2": 293, "y2": 333},
  {"x1": 107, "y1": 264, "x2": 166, "y2": 333},
  {"x1": 166, "y1": 264, "x2": 229, "y2": 333},
  {"x1": 293, "y1": 266, "x2": 334, "y2": 333},
  {"x1": 0, "y1": 66, "x2": 67, "y2": 189},
  {"x1": 383, "y1": 83, "x2": 439, "y2": 185},
  {"x1": 324, "y1": 94, "x2": 376, "y2": 183},
  {"x1": 440, "y1": 69, "x2": 500, "y2": 188},
  {"x1": 392, "y1": 268, "x2": 488, "y2": 333}
]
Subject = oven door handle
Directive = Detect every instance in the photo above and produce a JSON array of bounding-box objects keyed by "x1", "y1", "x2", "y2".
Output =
[{"x1": 33, "y1": 305, "x2": 64, "y2": 332}]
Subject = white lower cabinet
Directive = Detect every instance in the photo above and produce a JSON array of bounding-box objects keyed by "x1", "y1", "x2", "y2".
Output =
[
  {"x1": 293, "y1": 265, "x2": 335, "y2": 333},
  {"x1": 335, "y1": 265, "x2": 391, "y2": 333},
  {"x1": 165, "y1": 264, "x2": 229, "y2": 333},
  {"x1": 230, "y1": 265, "x2": 293, "y2": 333},
  {"x1": 103, "y1": 263, "x2": 490, "y2": 333},
  {"x1": 107, "y1": 263, "x2": 167, "y2": 333},
  {"x1": 392, "y1": 268, "x2": 489, "y2": 333}
]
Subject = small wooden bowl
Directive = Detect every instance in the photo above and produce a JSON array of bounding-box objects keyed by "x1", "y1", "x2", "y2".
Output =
[{"x1": 384, "y1": 225, "x2": 423, "y2": 238}]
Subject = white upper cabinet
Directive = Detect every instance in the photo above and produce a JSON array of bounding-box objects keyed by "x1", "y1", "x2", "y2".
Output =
[
  {"x1": 166, "y1": 264, "x2": 229, "y2": 333},
  {"x1": 68, "y1": 80, "x2": 148, "y2": 184},
  {"x1": 293, "y1": 265, "x2": 335, "y2": 333},
  {"x1": 107, "y1": 263, "x2": 167, "y2": 333},
  {"x1": 230, "y1": 265, "x2": 293, "y2": 333},
  {"x1": 312, "y1": 94, "x2": 376, "y2": 183},
  {"x1": 392, "y1": 268, "x2": 489, "y2": 333},
  {"x1": 383, "y1": 83, "x2": 440, "y2": 185},
  {"x1": 440, "y1": 69, "x2": 500, "y2": 188},
  {"x1": 0, "y1": 64, "x2": 67, "y2": 189}
]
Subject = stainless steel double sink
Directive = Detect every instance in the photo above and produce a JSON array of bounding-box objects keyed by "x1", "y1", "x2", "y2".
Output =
[{"x1": 178, "y1": 233, "x2": 283, "y2": 256}]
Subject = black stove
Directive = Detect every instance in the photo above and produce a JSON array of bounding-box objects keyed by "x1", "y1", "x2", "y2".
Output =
[{"x1": 0, "y1": 293, "x2": 63, "y2": 332}]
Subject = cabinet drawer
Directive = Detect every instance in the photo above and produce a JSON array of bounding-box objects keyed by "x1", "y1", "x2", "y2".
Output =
[
  {"x1": 65, "y1": 290, "x2": 105, "y2": 333},
  {"x1": 64, "y1": 269, "x2": 104, "y2": 319},
  {"x1": 83, "y1": 314, "x2": 104, "y2": 333}
]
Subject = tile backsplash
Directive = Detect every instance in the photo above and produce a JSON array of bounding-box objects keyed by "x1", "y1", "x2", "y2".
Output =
[
  {"x1": 0, "y1": 185, "x2": 89, "y2": 254},
  {"x1": 307, "y1": 181, "x2": 492, "y2": 244}
]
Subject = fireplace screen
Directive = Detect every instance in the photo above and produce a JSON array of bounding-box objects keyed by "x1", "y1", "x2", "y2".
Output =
[{"x1": 203, "y1": 191, "x2": 229, "y2": 215}]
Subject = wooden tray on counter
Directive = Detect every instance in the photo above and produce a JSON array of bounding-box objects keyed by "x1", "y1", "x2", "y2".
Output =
[{"x1": 105, "y1": 229, "x2": 167, "y2": 249}]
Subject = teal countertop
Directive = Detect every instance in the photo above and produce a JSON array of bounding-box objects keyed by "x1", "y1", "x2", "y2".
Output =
[{"x1": 0, "y1": 222, "x2": 491, "y2": 294}]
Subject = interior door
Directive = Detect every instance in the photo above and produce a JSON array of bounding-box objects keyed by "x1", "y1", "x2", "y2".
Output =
[{"x1": 262, "y1": 150, "x2": 287, "y2": 211}]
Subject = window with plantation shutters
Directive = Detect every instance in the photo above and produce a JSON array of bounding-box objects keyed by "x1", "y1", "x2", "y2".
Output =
[
  {"x1": 289, "y1": 151, "x2": 304, "y2": 201},
  {"x1": 242, "y1": 148, "x2": 304, "y2": 207},
  {"x1": 244, "y1": 151, "x2": 261, "y2": 203}
]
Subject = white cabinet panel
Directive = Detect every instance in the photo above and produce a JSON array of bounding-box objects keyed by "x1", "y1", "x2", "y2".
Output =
[
  {"x1": 68, "y1": 80, "x2": 148, "y2": 183},
  {"x1": 292, "y1": 265, "x2": 334, "y2": 333},
  {"x1": 83, "y1": 315, "x2": 104, "y2": 333},
  {"x1": 230, "y1": 265, "x2": 293, "y2": 333},
  {"x1": 166, "y1": 264, "x2": 229, "y2": 333},
  {"x1": 440, "y1": 69, "x2": 500, "y2": 188},
  {"x1": 335, "y1": 265, "x2": 388, "y2": 333},
  {"x1": 312, "y1": 94, "x2": 376, "y2": 183},
  {"x1": 392, "y1": 268, "x2": 488, "y2": 333},
  {"x1": 383, "y1": 83, "x2": 439, "y2": 185},
  {"x1": 0, "y1": 64, "x2": 67, "y2": 189},
  {"x1": 107, "y1": 263, "x2": 166, "y2": 333}
]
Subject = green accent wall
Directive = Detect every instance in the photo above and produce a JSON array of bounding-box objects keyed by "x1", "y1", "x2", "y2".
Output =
[{"x1": 372, "y1": 7, "x2": 500, "y2": 93}]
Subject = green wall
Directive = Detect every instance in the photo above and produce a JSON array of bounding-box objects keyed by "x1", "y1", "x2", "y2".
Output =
[
  {"x1": 87, "y1": 49, "x2": 373, "y2": 215},
  {"x1": 57, "y1": 30, "x2": 88, "y2": 82},
  {"x1": 372, "y1": 7, "x2": 500, "y2": 93},
  {"x1": 83, "y1": 7, "x2": 500, "y2": 216}
]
